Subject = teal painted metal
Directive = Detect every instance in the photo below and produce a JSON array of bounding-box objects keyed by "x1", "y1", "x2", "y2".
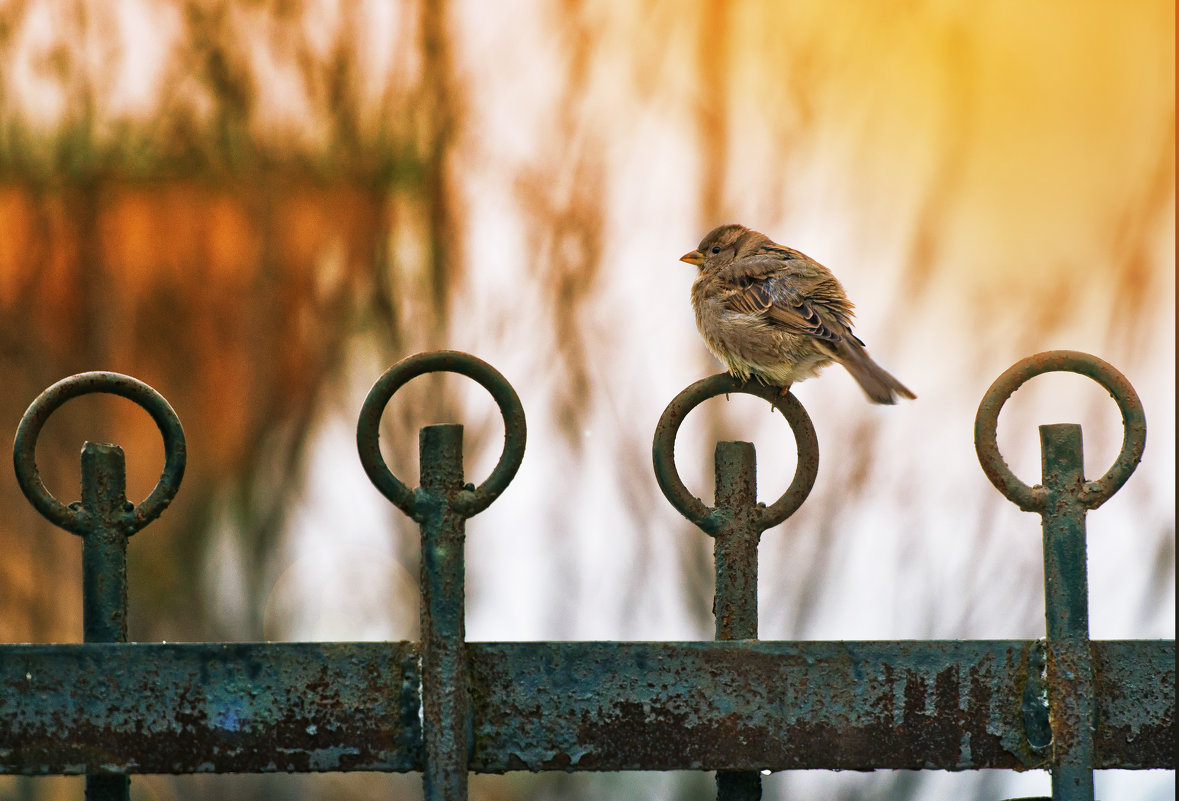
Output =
[
  {"x1": 651, "y1": 372, "x2": 818, "y2": 535},
  {"x1": 357, "y1": 352, "x2": 526, "y2": 801},
  {"x1": 975, "y1": 350, "x2": 1150, "y2": 801},
  {"x1": 2, "y1": 350, "x2": 1173, "y2": 801},
  {"x1": 1, "y1": 640, "x2": 1170, "y2": 774},
  {"x1": 1039, "y1": 424, "x2": 1096, "y2": 800},
  {"x1": 13, "y1": 371, "x2": 187, "y2": 536},
  {"x1": 79, "y1": 443, "x2": 130, "y2": 645},
  {"x1": 13, "y1": 373, "x2": 186, "y2": 801},
  {"x1": 417, "y1": 424, "x2": 473, "y2": 800},
  {"x1": 714, "y1": 442, "x2": 764, "y2": 801},
  {"x1": 355, "y1": 350, "x2": 526, "y2": 519},
  {"x1": 79, "y1": 443, "x2": 132, "y2": 801},
  {"x1": 652, "y1": 375, "x2": 820, "y2": 801},
  {"x1": 465, "y1": 639, "x2": 1172, "y2": 773},
  {"x1": 0, "y1": 642, "x2": 422, "y2": 773}
]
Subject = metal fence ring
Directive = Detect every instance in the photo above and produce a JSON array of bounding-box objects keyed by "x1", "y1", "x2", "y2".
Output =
[
  {"x1": 974, "y1": 350, "x2": 1146, "y2": 512},
  {"x1": 357, "y1": 351, "x2": 526, "y2": 519},
  {"x1": 652, "y1": 373, "x2": 819, "y2": 533},
  {"x1": 13, "y1": 372, "x2": 187, "y2": 536}
]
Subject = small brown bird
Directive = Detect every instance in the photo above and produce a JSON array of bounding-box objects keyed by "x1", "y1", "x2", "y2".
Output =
[{"x1": 681, "y1": 223, "x2": 915, "y2": 404}]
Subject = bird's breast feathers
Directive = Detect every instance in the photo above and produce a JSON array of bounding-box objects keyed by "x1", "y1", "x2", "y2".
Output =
[{"x1": 693, "y1": 292, "x2": 834, "y2": 384}]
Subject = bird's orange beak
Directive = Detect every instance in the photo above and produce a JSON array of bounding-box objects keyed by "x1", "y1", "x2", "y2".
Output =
[{"x1": 680, "y1": 250, "x2": 704, "y2": 266}]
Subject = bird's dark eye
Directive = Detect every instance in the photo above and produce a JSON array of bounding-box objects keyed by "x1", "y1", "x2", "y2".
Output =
[{"x1": 711, "y1": 246, "x2": 721, "y2": 254}]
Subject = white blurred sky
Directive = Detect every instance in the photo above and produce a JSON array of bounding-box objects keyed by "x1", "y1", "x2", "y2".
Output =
[{"x1": 275, "y1": 5, "x2": 1172, "y2": 798}]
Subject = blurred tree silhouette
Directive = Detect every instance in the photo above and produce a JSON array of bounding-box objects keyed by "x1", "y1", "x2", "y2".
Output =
[
  {"x1": 0, "y1": 0, "x2": 450, "y2": 646},
  {"x1": 0, "y1": 1, "x2": 466, "y2": 798}
]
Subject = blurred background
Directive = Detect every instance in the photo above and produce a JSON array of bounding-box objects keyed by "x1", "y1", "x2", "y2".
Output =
[{"x1": 0, "y1": 1, "x2": 1172, "y2": 799}]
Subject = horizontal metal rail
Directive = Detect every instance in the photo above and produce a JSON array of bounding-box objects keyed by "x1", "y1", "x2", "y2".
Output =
[{"x1": 1, "y1": 640, "x2": 1171, "y2": 775}]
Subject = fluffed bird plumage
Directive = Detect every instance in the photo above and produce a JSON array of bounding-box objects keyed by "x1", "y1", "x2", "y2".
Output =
[{"x1": 681, "y1": 223, "x2": 915, "y2": 404}]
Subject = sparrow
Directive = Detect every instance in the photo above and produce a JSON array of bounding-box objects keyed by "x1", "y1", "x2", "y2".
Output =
[{"x1": 681, "y1": 223, "x2": 915, "y2": 404}]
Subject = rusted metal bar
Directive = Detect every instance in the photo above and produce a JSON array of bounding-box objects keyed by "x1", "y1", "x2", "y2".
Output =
[
  {"x1": 974, "y1": 350, "x2": 1146, "y2": 515},
  {"x1": 13, "y1": 372, "x2": 187, "y2": 536},
  {"x1": 975, "y1": 350, "x2": 1152, "y2": 801},
  {"x1": 712, "y1": 441, "x2": 759, "y2": 642},
  {"x1": 79, "y1": 443, "x2": 132, "y2": 801},
  {"x1": 466, "y1": 640, "x2": 1173, "y2": 773},
  {"x1": 652, "y1": 373, "x2": 818, "y2": 535},
  {"x1": 13, "y1": 373, "x2": 187, "y2": 801},
  {"x1": 418, "y1": 425, "x2": 471, "y2": 801},
  {"x1": 356, "y1": 351, "x2": 526, "y2": 520},
  {"x1": 712, "y1": 441, "x2": 762, "y2": 801},
  {"x1": 1, "y1": 639, "x2": 1171, "y2": 775},
  {"x1": 0, "y1": 642, "x2": 422, "y2": 773},
  {"x1": 80, "y1": 443, "x2": 130, "y2": 645},
  {"x1": 1039, "y1": 424, "x2": 1095, "y2": 801},
  {"x1": 654, "y1": 374, "x2": 819, "y2": 800},
  {"x1": 357, "y1": 352, "x2": 527, "y2": 801}
]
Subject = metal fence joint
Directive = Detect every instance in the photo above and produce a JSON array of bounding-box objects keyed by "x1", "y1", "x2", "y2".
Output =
[
  {"x1": 357, "y1": 351, "x2": 526, "y2": 801},
  {"x1": 975, "y1": 350, "x2": 1150, "y2": 801}
]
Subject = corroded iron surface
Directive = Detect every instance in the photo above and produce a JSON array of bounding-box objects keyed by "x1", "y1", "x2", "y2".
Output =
[
  {"x1": 1, "y1": 640, "x2": 1170, "y2": 775},
  {"x1": 3, "y1": 351, "x2": 1172, "y2": 800},
  {"x1": 466, "y1": 640, "x2": 1173, "y2": 772},
  {"x1": 356, "y1": 350, "x2": 526, "y2": 520},
  {"x1": 974, "y1": 351, "x2": 1152, "y2": 800},
  {"x1": 974, "y1": 350, "x2": 1145, "y2": 513},
  {"x1": 0, "y1": 643, "x2": 422, "y2": 774},
  {"x1": 652, "y1": 372, "x2": 818, "y2": 534},
  {"x1": 13, "y1": 371, "x2": 187, "y2": 536}
]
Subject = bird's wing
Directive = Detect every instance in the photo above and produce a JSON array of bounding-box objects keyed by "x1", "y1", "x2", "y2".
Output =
[{"x1": 721, "y1": 252, "x2": 862, "y2": 345}]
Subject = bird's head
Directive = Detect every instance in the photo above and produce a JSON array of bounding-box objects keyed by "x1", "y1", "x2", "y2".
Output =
[{"x1": 680, "y1": 223, "x2": 757, "y2": 272}]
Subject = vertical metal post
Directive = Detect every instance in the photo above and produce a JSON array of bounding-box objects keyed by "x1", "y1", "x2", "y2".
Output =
[
  {"x1": 80, "y1": 442, "x2": 131, "y2": 801},
  {"x1": 1039, "y1": 424, "x2": 1095, "y2": 801},
  {"x1": 358, "y1": 353, "x2": 524, "y2": 799},
  {"x1": 418, "y1": 424, "x2": 470, "y2": 801},
  {"x1": 713, "y1": 441, "x2": 762, "y2": 801}
]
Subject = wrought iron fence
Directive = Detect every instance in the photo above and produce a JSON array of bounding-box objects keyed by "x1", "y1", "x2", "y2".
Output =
[{"x1": 1, "y1": 349, "x2": 1173, "y2": 801}]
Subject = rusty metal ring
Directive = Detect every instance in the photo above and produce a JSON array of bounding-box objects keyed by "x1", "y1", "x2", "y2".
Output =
[
  {"x1": 652, "y1": 373, "x2": 819, "y2": 533},
  {"x1": 357, "y1": 351, "x2": 526, "y2": 519},
  {"x1": 974, "y1": 350, "x2": 1145, "y2": 513},
  {"x1": 13, "y1": 372, "x2": 187, "y2": 536}
]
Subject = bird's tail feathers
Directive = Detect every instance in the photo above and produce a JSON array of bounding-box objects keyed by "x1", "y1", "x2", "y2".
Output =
[{"x1": 835, "y1": 340, "x2": 916, "y2": 405}]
